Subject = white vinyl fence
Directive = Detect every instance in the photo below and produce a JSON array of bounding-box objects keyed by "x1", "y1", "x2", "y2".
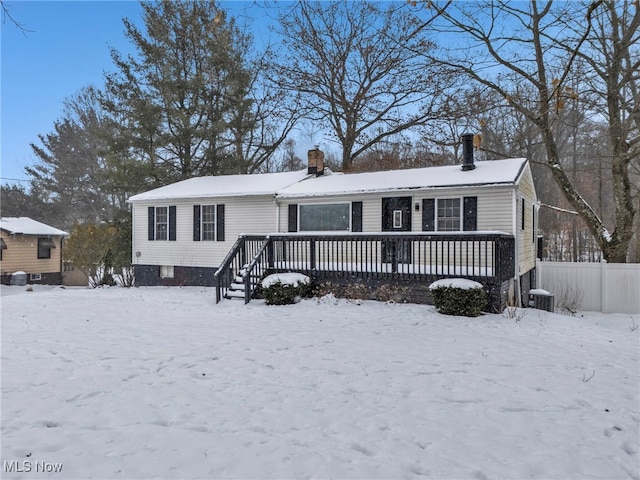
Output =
[{"x1": 536, "y1": 260, "x2": 640, "y2": 314}]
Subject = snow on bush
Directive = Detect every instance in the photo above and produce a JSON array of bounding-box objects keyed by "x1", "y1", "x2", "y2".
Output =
[
  {"x1": 429, "y1": 278, "x2": 487, "y2": 317},
  {"x1": 429, "y1": 278, "x2": 484, "y2": 291},
  {"x1": 261, "y1": 273, "x2": 310, "y2": 288},
  {"x1": 261, "y1": 273, "x2": 311, "y2": 305}
]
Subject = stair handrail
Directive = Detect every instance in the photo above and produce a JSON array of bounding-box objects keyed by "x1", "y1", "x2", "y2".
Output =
[
  {"x1": 214, "y1": 235, "x2": 246, "y2": 303},
  {"x1": 241, "y1": 236, "x2": 272, "y2": 303}
]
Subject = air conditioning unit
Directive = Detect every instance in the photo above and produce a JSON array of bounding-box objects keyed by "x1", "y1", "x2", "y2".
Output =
[{"x1": 528, "y1": 289, "x2": 554, "y2": 312}]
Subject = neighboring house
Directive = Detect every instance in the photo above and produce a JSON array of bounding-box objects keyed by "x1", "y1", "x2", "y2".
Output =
[
  {"x1": 0, "y1": 217, "x2": 69, "y2": 285},
  {"x1": 128, "y1": 135, "x2": 538, "y2": 309}
]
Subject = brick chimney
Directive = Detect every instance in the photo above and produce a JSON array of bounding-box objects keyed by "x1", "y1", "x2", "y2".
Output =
[
  {"x1": 307, "y1": 146, "x2": 325, "y2": 176},
  {"x1": 461, "y1": 133, "x2": 476, "y2": 171}
]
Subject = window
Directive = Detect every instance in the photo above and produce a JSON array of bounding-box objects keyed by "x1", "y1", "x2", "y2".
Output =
[
  {"x1": 30, "y1": 273, "x2": 42, "y2": 281},
  {"x1": 299, "y1": 204, "x2": 350, "y2": 231},
  {"x1": 423, "y1": 197, "x2": 476, "y2": 232},
  {"x1": 0, "y1": 237, "x2": 6, "y2": 261},
  {"x1": 437, "y1": 198, "x2": 461, "y2": 231},
  {"x1": 149, "y1": 206, "x2": 176, "y2": 241},
  {"x1": 393, "y1": 210, "x2": 403, "y2": 229},
  {"x1": 193, "y1": 204, "x2": 225, "y2": 241},
  {"x1": 37, "y1": 237, "x2": 55, "y2": 259},
  {"x1": 202, "y1": 205, "x2": 216, "y2": 241},
  {"x1": 155, "y1": 206, "x2": 168, "y2": 240},
  {"x1": 160, "y1": 265, "x2": 174, "y2": 278}
]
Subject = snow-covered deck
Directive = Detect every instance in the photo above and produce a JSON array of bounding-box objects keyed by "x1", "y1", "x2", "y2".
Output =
[{"x1": 215, "y1": 233, "x2": 515, "y2": 308}]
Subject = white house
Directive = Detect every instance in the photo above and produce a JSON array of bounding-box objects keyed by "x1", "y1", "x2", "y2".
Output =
[{"x1": 128, "y1": 136, "x2": 538, "y2": 308}]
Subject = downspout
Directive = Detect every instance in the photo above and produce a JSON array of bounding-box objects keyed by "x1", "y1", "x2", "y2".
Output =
[
  {"x1": 512, "y1": 188, "x2": 521, "y2": 306},
  {"x1": 274, "y1": 196, "x2": 280, "y2": 233},
  {"x1": 131, "y1": 205, "x2": 136, "y2": 265},
  {"x1": 60, "y1": 236, "x2": 64, "y2": 285}
]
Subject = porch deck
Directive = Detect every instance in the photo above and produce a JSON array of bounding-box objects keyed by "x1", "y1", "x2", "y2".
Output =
[{"x1": 214, "y1": 232, "x2": 515, "y2": 311}]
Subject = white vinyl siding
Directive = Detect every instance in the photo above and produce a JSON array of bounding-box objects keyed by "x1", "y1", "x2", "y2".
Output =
[
  {"x1": 278, "y1": 187, "x2": 515, "y2": 234},
  {"x1": 133, "y1": 183, "x2": 528, "y2": 270},
  {"x1": 516, "y1": 163, "x2": 538, "y2": 274},
  {"x1": 132, "y1": 195, "x2": 278, "y2": 268}
]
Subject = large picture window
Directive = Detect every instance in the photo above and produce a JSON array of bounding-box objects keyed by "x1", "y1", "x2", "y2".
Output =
[
  {"x1": 437, "y1": 198, "x2": 461, "y2": 231},
  {"x1": 299, "y1": 204, "x2": 350, "y2": 232}
]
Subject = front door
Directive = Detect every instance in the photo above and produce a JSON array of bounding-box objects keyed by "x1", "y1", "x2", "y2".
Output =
[{"x1": 382, "y1": 197, "x2": 412, "y2": 264}]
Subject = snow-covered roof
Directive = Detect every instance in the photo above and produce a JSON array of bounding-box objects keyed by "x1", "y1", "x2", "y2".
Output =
[
  {"x1": 0, "y1": 217, "x2": 68, "y2": 236},
  {"x1": 127, "y1": 158, "x2": 528, "y2": 203},
  {"x1": 276, "y1": 158, "x2": 528, "y2": 198},
  {"x1": 127, "y1": 170, "x2": 311, "y2": 203}
]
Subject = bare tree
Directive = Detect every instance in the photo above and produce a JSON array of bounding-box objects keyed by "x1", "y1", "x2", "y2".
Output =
[
  {"x1": 422, "y1": 0, "x2": 637, "y2": 262},
  {"x1": 272, "y1": 0, "x2": 454, "y2": 171},
  {"x1": 1, "y1": 0, "x2": 31, "y2": 35}
]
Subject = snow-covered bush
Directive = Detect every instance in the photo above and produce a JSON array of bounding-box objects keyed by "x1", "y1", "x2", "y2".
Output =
[
  {"x1": 261, "y1": 273, "x2": 312, "y2": 305},
  {"x1": 429, "y1": 278, "x2": 487, "y2": 317}
]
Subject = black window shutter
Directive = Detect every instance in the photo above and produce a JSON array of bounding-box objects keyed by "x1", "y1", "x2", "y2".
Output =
[
  {"x1": 521, "y1": 197, "x2": 525, "y2": 230},
  {"x1": 351, "y1": 201, "x2": 363, "y2": 232},
  {"x1": 148, "y1": 207, "x2": 155, "y2": 241},
  {"x1": 216, "y1": 204, "x2": 225, "y2": 241},
  {"x1": 288, "y1": 204, "x2": 298, "y2": 232},
  {"x1": 422, "y1": 199, "x2": 435, "y2": 231},
  {"x1": 463, "y1": 196, "x2": 478, "y2": 231},
  {"x1": 169, "y1": 206, "x2": 177, "y2": 241},
  {"x1": 193, "y1": 205, "x2": 201, "y2": 241}
]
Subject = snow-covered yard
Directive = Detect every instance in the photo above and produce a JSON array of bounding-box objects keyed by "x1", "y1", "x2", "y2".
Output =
[{"x1": 1, "y1": 285, "x2": 638, "y2": 479}]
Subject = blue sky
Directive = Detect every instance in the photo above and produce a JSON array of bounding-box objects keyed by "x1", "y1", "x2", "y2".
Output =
[
  {"x1": 1, "y1": 1, "x2": 146, "y2": 185},
  {"x1": 1, "y1": 0, "x2": 273, "y2": 187}
]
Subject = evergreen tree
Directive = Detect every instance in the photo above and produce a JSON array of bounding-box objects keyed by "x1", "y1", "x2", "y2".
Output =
[{"x1": 101, "y1": 0, "x2": 279, "y2": 184}]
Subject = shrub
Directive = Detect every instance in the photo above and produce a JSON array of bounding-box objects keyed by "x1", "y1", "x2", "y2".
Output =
[
  {"x1": 374, "y1": 284, "x2": 410, "y2": 303},
  {"x1": 313, "y1": 281, "x2": 340, "y2": 298},
  {"x1": 312, "y1": 282, "x2": 369, "y2": 304},
  {"x1": 262, "y1": 273, "x2": 311, "y2": 305},
  {"x1": 343, "y1": 283, "x2": 369, "y2": 304},
  {"x1": 429, "y1": 279, "x2": 487, "y2": 317}
]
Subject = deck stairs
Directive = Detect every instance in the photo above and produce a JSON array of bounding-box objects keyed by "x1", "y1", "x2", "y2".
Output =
[{"x1": 224, "y1": 266, "x2": 262, "y2": 300}]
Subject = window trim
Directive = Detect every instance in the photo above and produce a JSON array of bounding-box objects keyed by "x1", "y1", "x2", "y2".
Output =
[
  {"x1": 37, "y1": 237, "x2": 54, "y2": 259},
  {"x1": 154, "y1": 206, "x2": 169, "y2": 241},
  {"x1": 435, "y1": 197, "x2": 462, "y2": 232},
  {"x1": 298, "y1": 202, "x2": 352, "y2": 232},
  {"x1": 393, "y1": 210, "x2": 403, "y2": 229},
  {"x1": 160, "y1": 265, "x2": 174, "y2": 279},
  {"x1": 149, "y1": 205, "x2": 176, "y2": 241},
  {"x1": 201, "y1": 204, "x2": 217, "y2": 241}
]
